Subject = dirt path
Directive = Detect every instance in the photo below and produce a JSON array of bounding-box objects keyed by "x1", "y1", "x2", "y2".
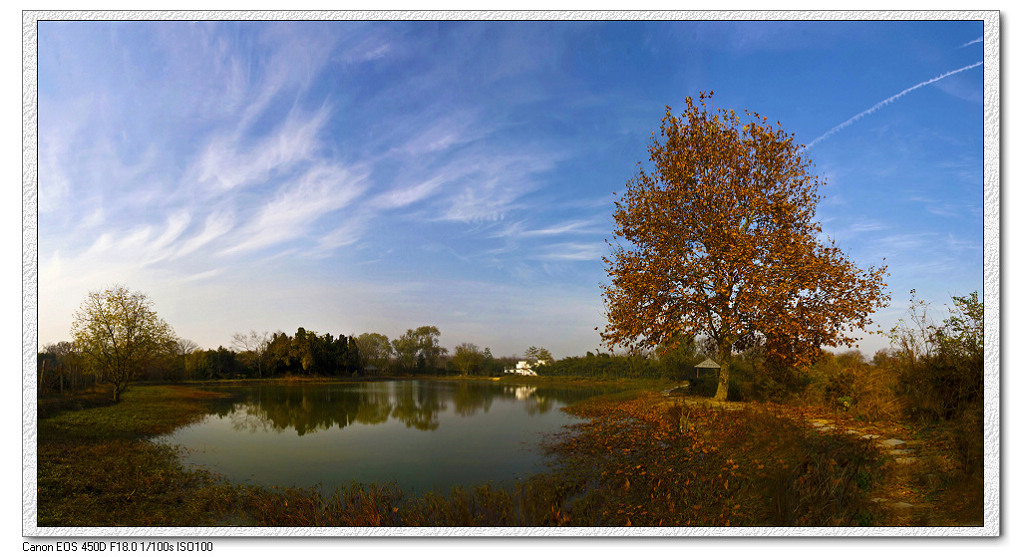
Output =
[
  {"x1": 656, "y1": 393, "x2": 977, "y2": 527},
  {"x1": 803, "y1": 416, "x2": 939, "y2": 526}
]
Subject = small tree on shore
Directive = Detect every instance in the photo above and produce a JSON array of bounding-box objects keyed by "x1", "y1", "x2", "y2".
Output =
[
  {"x1": 452, "y1": 343, "x2": 485, "y2": 375},
  {"x1": 232, "y1": 330, "x2": 270, "y2": 378},
  {"x1": 355, "y1": 332, "x2": 394, "y2": 375},
  {"x1": 392, "y1": 326, "x2": 447, "y2": 373},
  {"x1": 71, "y1": 285, "x2": 177, "y2": 402}
]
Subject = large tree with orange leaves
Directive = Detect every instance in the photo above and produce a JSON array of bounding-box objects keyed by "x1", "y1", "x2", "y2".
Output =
[{"x1": 601, "y1": 93, "x2": 889, "y2": 400}]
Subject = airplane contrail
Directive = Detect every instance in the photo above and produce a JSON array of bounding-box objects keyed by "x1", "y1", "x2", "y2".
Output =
[
  {"x1": 960, "y1": 37, "x2": 982, "y2": 48},
  {"x1": 806, "y1": 61, "x2": 983, "y2": 149}
]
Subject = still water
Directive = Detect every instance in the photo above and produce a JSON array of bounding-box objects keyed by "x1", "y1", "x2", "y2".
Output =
[{"x1": 157, "y1": 380, "x2": 611, "y2": 494}]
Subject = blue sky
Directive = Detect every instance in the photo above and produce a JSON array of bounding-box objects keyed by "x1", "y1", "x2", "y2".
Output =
[{"x1": 35, "y1": 18, "x2": 987, "y2": 359}]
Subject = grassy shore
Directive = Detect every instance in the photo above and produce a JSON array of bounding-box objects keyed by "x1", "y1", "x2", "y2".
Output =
[
  {"x1": 36, "y1": 380, "x2": 897, "y2": 527},
  {"x1": 36, "y1": 385, "x2": 240, "y2": 526}
]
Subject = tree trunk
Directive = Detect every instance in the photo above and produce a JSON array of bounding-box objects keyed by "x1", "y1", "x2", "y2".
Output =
[{"x1": 713, "y1": 344, "x2": 733, "y2": 401}]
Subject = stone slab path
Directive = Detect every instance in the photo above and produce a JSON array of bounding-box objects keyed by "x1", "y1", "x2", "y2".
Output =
[
  {"x1": 805, "y1": 417, "x2": 934, "y2": 525},
  {"x1": 800, "y1": 415, "x2": 979, "y2": 527},
  {"x1": 660, "y1": 393, "x2": 978, "y2": 526}
]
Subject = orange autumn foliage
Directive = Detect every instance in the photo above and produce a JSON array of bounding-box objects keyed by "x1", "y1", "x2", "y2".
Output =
[{"x1": 601, "y1": 92, "x2": 889, "y2": 400}]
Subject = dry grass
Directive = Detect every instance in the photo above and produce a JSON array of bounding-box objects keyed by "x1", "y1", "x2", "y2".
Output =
[{"x1": 540, "y1": 393, "x2": 886, "y2": 527}]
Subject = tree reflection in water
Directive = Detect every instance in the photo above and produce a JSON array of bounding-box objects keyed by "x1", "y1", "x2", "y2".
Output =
[{"x1": 208, "y1": 381, "x2": 606, "y2": 435}]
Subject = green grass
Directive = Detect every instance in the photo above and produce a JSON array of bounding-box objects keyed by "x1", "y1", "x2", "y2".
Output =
[{"x1": 36, "y1": 385, "x2": 240, "y2": 527}]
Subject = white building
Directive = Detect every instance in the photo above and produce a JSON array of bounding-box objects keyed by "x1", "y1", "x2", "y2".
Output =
[{"x1": 505, "y1": 359, "x2": 548, "y2": 376}]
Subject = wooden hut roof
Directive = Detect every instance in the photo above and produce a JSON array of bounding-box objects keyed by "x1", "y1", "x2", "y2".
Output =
[{"x1": 694, "y1": 358, "x2": 720, "y2": 369}]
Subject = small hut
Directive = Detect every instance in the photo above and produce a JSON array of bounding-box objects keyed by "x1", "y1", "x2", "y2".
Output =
[{"x1": 694, "y1": 357, "x2": 720, "y2": 379}]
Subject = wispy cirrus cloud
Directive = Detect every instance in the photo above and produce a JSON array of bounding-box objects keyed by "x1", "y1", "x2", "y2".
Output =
[
  {"x1": 221, "y1": 164, "x2": 368, "y2": 256},
  {"x1": 519, "y1": 217, "x2": 606, "y2": 238},
  {"x1": 315, "y1": 217, "x2": 367, "y2": 254},
  {"x1": 395, "y1": 110, "x2": 486, "y2": 157},
  {"x1": 847, "y1": 220, "x2": 888, "y2": 234},
  {"x1": 371, "y1": 175, "x2": 448, "y2": 210},
  {"x1": 489, "y1": 216, "x2": 607, "y2": 241},
  {"x1": 443, "y1": 179, "x2": 524, "y2": 223},
  {"x1": 68, "y1": 210, "x2": 196, "y2": 270},
  {"x1": 186, "y1": 107, "x2": 331, "y2": 194},
  {"x1": 922, "y1": 203, "x2": 962, "y2": 218},
  {"x1": 38, "y1": 125, "x2": 75, "y2": 215},
  {"x1": 874, "y1": 232, "x2": 938, "y2": 253},
  {"x1": 148, "y1": 212, "x2": 192, "y2": 255},
  {"x1": 908, "y1": 194, "x2": 980, "y2": 219},
  {"x1": 438, "y1": 150, "x2": 563, "y2": 223},
  {"x1": 369, "y1": 142, "x2": 564, "y2": 224},
  {"x1": 529, "y1": 241, "x2": 606, "y2": 262},
  {"x1": 173, "y1": 212, "x2": 236, "y2": 260},
  {"x1": 820, "y1": 218, "x2": 889, "y2": 244}
]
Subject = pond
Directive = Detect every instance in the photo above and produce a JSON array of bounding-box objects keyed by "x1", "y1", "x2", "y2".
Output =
[{"x1": 156, "y1": 380, "x2": 613, "y2": 494}]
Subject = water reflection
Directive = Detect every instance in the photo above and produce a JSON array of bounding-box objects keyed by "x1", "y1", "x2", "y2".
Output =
[
  {"x1": 161, "y1": 380, "x2": 613, "y2": 493},
  {"x1": 204, "y1": 381, "x2": 597, "y2": 436}
]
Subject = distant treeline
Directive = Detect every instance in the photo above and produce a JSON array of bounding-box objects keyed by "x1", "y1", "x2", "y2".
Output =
[
  {"x1": 32, "y1": 323, "x2": 838, "y2": 394},
  {"x1": 38, "y1": 325, "x2": 523, "y2": 387},
  {"x1": 38, "y1": 327, "x2": 712, "y2": 390}
]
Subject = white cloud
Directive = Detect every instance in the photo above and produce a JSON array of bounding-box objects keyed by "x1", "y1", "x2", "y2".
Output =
[
  {"x1": 397, "y1": 111, "x2": 484, "y2": 157},
  {"x1": 518, "y1": 217, "x2": 606, "y2": 237},
  {"x1": 372, "y1": 175, "x2": 447, "y2": 209},
  {"x1": 443, "y1": 178, "x2": 520, "y2": 223},
  {"x1": 81, "y1": 233, "x2": 115, "y2": 260},
  {"x1": 533, "y1": 242, "x2": 606, "y2": 262},
  {"x1": 150, "y1": 212, "x2": 192, "y2": 254},
  {"x1": 847, "y1": 220, "x2": 888, "y2": 234},
  {"x1": 343, "y1": 36, "x2": 391, "y2": 64},
  {"x1": 316, "y1": 217, "x2": 367, "y2": 253},
  {"x1": 79, "y1": 207, "x2": 105, "y2": 231},
  {"x1": 52, "y1": 214, "x2": 195, "y2": 274},
  {"x1": 188, "y1": 107, "x2": 330, "y2": 194},
  {"x1": 118, "y1": 226, "x2": 155, "y2": 255},
  {"x1": 173, "y1": 211, "x2": 235, "y2": 259},
  {"x1": 924, "y1": 203, "x2": 962, "y2": 218},
  {"x1": 181, "y1": 268, "x2": 226, "y2": 283},
  {"x1": 370, "y1": 143, "x2": 561, "y2": 221},
  {"x1": 221, "y1": 164, "x2": 367, "y2": 255},
  {"x1": 438, "y1": 151, "x2": 561, "y2": 223}
]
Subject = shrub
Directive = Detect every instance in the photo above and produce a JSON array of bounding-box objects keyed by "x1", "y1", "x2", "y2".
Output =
[
  {"x1": 824, "y1": 369, "x2": 857, "y2": 411},
  {"x1": 845, "y1": 364, "x2": 903, "y2": 422},
  {"x1": 889, "y1": 291, "x2": 983, "y2": 422}
]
